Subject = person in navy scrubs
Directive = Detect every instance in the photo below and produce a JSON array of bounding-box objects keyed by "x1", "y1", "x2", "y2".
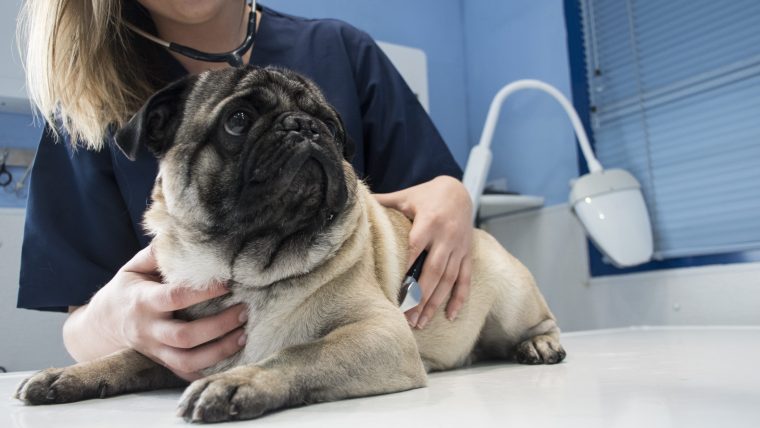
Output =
[{"x1": 18, "y1": 0, "x2": 473, "y2": 380}]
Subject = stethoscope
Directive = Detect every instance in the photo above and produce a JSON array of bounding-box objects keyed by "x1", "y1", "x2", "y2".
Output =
[{"x1": 125, "y1": 0, "x2": 258, "y2": 67}]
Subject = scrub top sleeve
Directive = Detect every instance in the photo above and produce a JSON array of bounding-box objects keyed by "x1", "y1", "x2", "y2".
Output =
[
  {"x1": 17, "y1": 126, "x2": 142, "y2": 312},
  {"x1": 349, "y1": 30, "x2": 462, "y2": 193}
]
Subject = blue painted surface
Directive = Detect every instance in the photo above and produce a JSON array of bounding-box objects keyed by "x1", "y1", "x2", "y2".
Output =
[
  {"x1": 268, "y1": 0, "x2": 580, "y2": 205},
  {"x1": 461, "y1": 0, "x2": 579, "y2": 205},
  {"x1": 264, "y1": 0, "x2": 470, "y2": 169}
]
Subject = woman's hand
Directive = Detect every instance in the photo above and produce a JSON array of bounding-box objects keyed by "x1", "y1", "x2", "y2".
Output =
[
  {"x1": 374, "y1": 175, "x2": 473, "y2": 329},
  {"x1": 63, "y1": 246, "x2": 247, "y2": 381}
]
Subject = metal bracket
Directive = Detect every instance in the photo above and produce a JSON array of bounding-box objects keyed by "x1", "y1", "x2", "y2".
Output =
[
  {"x1": 0, "y1": 148, "x2": 37, "y2": 197},
  {"x1": 1, "y1": 148, "x2": 35, "y2": 168}
]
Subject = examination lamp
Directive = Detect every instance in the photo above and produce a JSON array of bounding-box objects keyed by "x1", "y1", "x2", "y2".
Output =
[{"x1": 462, "y1": 79, "x2": 653, "y2": 268}]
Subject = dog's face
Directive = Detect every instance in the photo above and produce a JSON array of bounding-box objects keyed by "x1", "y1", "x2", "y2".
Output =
[{"x1": 115, "y1": 67, "x2": 357, "y2": 288}]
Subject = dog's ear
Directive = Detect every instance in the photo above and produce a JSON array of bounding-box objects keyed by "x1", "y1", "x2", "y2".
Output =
[
  {"x1": 329, "y1": 112, "x2": 354, "y2": 162},
  {"x1": 342, "y1": 135, "x2": 355, "y2": 162},
  {"x1": 340, "y1": 126, "x2": 355, "y2": 162},
  {"x1": 114, "y1": 78, "x2": 191, "y2": 161}
]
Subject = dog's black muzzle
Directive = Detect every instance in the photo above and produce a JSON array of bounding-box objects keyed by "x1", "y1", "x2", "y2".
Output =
[{"x1": 241, "y1": 112, "x2": 348, "y2": 221}]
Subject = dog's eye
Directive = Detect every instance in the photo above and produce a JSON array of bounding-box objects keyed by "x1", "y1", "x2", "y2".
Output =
[{"x1": 225, "y1": 111, "x2": 252, "y2": 136}]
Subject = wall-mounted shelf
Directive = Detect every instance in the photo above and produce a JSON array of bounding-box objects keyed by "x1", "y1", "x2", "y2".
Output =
[{"x1": 477, "y1": 194, "x2": 544, "y2": 221}]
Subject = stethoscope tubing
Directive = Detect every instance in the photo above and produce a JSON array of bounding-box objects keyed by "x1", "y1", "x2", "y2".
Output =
[{"x1": 126, "y1": 0, "x2": 257, "y2": 67}]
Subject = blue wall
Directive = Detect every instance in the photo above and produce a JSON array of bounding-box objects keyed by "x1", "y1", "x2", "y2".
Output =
[
  {"x1": 262, "y1": 0, "x2": 580, "y2": 205},
  {"x1": 461, "y1": 0, "x2": 578, "y2": 205},
  {"x1": 264, "y1": 0, "x2": 471, "y2": 168}
]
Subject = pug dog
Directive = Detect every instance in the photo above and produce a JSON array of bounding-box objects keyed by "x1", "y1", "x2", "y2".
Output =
[{"x1": 15, "y1": 66, "x2": 565, "y2": 423}]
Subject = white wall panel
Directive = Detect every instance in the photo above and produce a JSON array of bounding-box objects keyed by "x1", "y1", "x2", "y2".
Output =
[
  {"x1": 0, "y1": 209, "x2": 71, "y2": 371},
  {"x1": 484, "y1": 206, "x2": 760, "y2": 332}
]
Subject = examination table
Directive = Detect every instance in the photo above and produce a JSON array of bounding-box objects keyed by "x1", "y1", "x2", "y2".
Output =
[{"x1": 2, "y1": 327, "x2": 758, "y2": 427}]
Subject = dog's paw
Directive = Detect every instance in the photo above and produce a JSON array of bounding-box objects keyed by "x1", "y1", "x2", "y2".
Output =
[
  {"x1": 14, "y1": 367, "x2": 100, "y2": 405},
  {"x1": 177, "y1": 366, "x2": 287, "y2": 423},
  {"x1": 514, "y1": 334, "x2": 566, "y2": 365}
]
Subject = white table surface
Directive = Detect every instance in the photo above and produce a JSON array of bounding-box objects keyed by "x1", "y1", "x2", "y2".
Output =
[{"x1": 2, "y1": 326, "x2": 759, "y2": 427}]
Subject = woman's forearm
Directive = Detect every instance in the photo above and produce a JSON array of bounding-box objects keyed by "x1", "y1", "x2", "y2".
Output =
[{"x1": 63, "y1": 305, "x2": 125, "y2": 362}]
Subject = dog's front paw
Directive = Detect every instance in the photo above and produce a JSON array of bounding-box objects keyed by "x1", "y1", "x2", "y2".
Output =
[
  {"x1": 177, "y1": 366, "x2": 287, "y2": 423},
  {"x1": 514, "y1": 334, "x2": 566, "y2": 365},
  {"x1": 15, "y1": 368, "x2": 97, "y2": 405}
]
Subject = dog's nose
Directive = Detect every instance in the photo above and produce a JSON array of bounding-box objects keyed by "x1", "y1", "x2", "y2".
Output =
[{"x1": 282, "y1": 115, "x2": 320, "y2": 141}]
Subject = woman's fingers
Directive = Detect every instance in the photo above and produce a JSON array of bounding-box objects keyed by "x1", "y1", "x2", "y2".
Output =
[
  {"x1": 416, "y1": 248, "x2": 450, "y2": 304},
  {"x1": 151, "y1": 303, "x2": 248, "y2": 349},
  {"x1": 372, "y1": 191, "x2": 398, "y2": 208},
  {"x1": 121, "y1": 245, "x2": 159, "y2": 275},
  {"x1": 418, "y1": 251, "x2": 464, "y2": 328},
  {"x1": 446, "y1": 254, "x2": 472, "y2": 321},
  {"x1": 405, "y1": 245, "x2": 448, "y2": 326},
  {"x1": 374, "y1": 189, "x2": 414, "y2": 219},
  {"x1": 406, "y1": 225, "x2": 429, "y2": 271},
  {"x1": 152, "y1": 327, "x2": 247, "y2": 378},
  {"x1": 142, "y1": 281, "x2": 230, "y2": 312}
]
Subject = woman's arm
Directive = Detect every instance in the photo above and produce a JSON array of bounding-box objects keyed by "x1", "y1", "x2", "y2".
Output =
[
  {"x1": 61, "y1": 246, "x2": 248, "y2": 381},
  {"x1": 19, "y1": 127, "x2": 246, "y2": 381},
  {"x1": 375, "y1": 176, "x2": 473, "y2": 329}
]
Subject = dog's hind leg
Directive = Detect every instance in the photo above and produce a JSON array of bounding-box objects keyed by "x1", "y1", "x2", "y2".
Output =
[
  {"x1": 478, "y1": 315, "x2": 566, "y2": 365},
  {"x1": 466, "y1": 231, "x2": 566, "y2": 365},
  {"x1": 411, "y1": 283, "x2": 496, "y2": 372},
  {"x1": 15, "y1": 349, "x2": 186, "y2": 405},
  {"x1": 513, "y1": 332, "x2": 566, "y2": 364}
]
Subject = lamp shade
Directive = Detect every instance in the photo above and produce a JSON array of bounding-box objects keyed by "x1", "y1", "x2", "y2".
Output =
[{"x1": 570, "y1": 169, "x2": 653, "y2": 267}]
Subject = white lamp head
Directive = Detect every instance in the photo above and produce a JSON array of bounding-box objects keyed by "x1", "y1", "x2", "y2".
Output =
[{"x1": 570, "y1": 169, "x2": 653, "y2": 267}]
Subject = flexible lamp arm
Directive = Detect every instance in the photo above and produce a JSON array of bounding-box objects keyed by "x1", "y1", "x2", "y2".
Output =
[{"x1": 462, "y1": 79, "x2": 603, "y2": 220}]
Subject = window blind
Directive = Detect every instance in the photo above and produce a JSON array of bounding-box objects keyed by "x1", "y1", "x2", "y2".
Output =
[{"x1": 579, "y1": 0, "x2": 760, "y2": 259}]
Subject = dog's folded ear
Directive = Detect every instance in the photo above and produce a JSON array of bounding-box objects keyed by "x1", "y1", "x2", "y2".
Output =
[
  {"x1": 330, "y1": 111, "x2": 355, "y2": 162},
  {"x1": 114, "y1": 77, "x2": 192, "y2": 161},
  {"x1": 342, "y1": 134, "x2": 356, "y2": 162}
]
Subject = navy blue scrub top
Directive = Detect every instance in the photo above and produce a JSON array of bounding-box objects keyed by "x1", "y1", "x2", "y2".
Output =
[{"x1": 18, "y1": 5, "x2": 462, "y2": 312}]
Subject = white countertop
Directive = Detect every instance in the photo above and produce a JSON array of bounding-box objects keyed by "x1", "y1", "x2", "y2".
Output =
[
  {"x1": 478, "y1": 194, "x2": 544, "y2": 219},
  {"x1": 2, "y1": 326, "x2": 759, "y2": 427}
]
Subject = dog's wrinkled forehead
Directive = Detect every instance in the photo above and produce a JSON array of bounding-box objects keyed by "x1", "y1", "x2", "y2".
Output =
[{"x1": 182, "y1": 67, "x2": 327, "y2": 127}]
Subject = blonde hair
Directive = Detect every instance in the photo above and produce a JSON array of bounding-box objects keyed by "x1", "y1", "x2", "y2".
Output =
[{"x1": 19, "y1": 0, "x2": 156, "y2": 150}]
